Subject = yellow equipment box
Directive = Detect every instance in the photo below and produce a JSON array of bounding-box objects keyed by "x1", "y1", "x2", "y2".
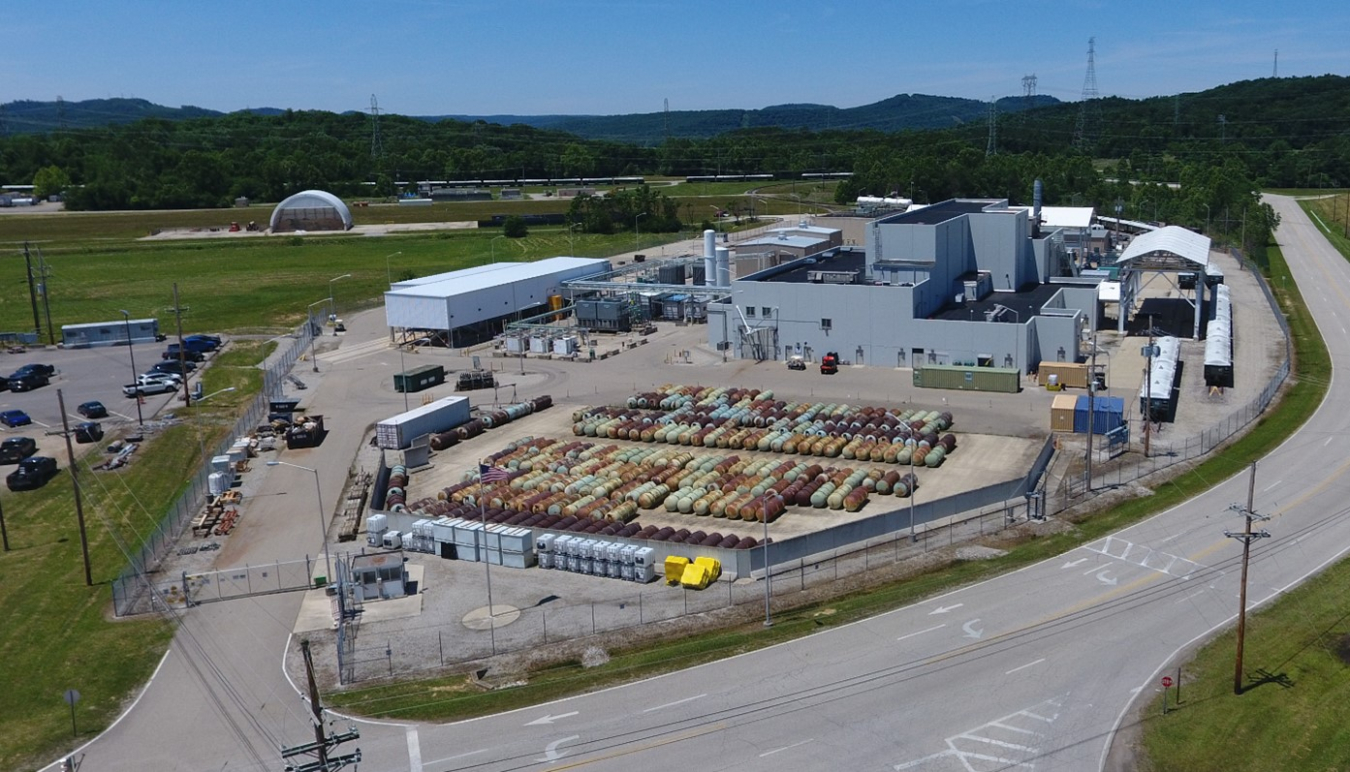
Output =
[
  {"x1": 693, "y1": 556, "x2": 722, "y2": 582},
  {"x1": 679, "y1": 563, "x2": 711, "y2": 590},
  {"x1": 664, "y1": 555, "x2": 690, "y2": 584}
]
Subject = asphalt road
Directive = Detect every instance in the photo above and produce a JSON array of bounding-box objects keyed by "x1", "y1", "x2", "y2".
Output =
[{"x1": 52, "y1": 196, "x2": 1350, "y2": 772}]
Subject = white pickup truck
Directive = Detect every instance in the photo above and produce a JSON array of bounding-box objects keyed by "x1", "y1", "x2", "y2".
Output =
[{"x1": 122, "y1": 375, "x2": 179, "y2": 398}]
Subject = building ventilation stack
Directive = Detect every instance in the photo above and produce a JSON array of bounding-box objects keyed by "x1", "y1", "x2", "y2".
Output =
[
  {"x1": 715, "y1": 246, "x2": 731, "y2": 287},
  {"x1": 703, "y1": 229, "x2": 717, "y2": 287},
  {"x1": 1032, "y1": 178, "x2": 1044, "y2": 238}
]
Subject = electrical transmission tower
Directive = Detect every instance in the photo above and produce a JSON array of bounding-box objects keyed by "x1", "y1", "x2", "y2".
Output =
[
  {"x1": 1273, "y1": 49, "x2": 1278, "y2": 78},
  {"x1": 1021, "y1": 74, "x2": 1037, "y2": 111},
  {"x1": 369, "y1": 94, "x2": 384, "y2": 160},
  {"x1": 985, "y1": 98, "x2": 998, "y2": 156},
  {"x1": 1073, "y1": 37, "x2": 1101, "y2": 152},
  {"x1": 56, "y1": 95, "x2": 67, "y2": 131}
]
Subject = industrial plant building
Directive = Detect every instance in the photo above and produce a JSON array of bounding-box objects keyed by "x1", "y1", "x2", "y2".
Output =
[{"x1": 383, "y1": 257, "x2": 611, "y2": 346}]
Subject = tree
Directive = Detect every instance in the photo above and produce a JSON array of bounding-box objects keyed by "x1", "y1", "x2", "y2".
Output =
[
  {"x1": 503, "y1": 215, "x2": 529, "y2": 238},
  {"x1": 32, "y1": 165, "x2": 71, "y2": 198}
]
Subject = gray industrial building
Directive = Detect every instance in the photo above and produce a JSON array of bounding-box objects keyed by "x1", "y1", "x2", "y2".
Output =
[
  {"x1": 707, "y1": 198, "x2": 1094, "y2": 373},
  {"x1": 384, "y1": 257, "x2": 611, "y2": 346}
]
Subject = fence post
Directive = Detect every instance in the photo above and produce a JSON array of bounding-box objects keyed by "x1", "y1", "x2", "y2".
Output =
[
  {"x1": 591, "y1": 603, "x2": 596, "y2": 635},
  {"x1": 542, "y1": 610, "x2": 548, "y2": 643},
  {"x1": 438, "y1": 630, "x2": 443, "y2": 666}
]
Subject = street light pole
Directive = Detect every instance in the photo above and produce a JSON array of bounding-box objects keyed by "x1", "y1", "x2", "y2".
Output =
[
  {"x1": 266, "y1": 461, "x2": 333, "y2": 586},
  {"x1": 636, "y1": 212, "x2": 648, "y2": 256},
  {"x1": 384, "y1": 251, "x2": 403, "y2": 287},
  {"x1": 306, "y1": 299, "x2": 327, "y2": 372},
  {"x1": 328, "y1": 274, "x2": 352, "y2": 335},
  {"x1": 119, "y1": 310, "x2": 144, "y2": 426}
]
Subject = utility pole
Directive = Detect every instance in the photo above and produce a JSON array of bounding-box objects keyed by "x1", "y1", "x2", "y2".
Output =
[
  {"x1": 1226, "y1": 463, "x2": 1271, "y2": 695},
  {"x1": 56, "y1": 389, "x2": 93, "y2": 586},
  {"x1": 35, "y1": 246, "x2": 55, "y2": 346},
  {"x1": 283, "y1": 639, "x2": 361, "y2": 772},
  {"x1": 170, "y1": 284, "x2": 191, "y2": 407},
  {"x1": 1086, "y1": 308, "x2": 1098, "y2": 490},
  {"x1": 23, "y1": 242, "x2": 42, "y2": 340},
  {"x1": 1143, "y1": 316, "x2": 1155, "y2": 458}
]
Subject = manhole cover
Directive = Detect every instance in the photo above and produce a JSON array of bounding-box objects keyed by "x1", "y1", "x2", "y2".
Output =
[{"x1": 462, "y1": 604, "x2": 521, "y2": 630}]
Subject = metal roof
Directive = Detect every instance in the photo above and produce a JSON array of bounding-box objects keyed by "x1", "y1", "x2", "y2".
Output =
[
  {"x1": 391, "y1": 263, "x2": 516, "y2": 287},
  {"x1": 386, "y1": 257, "x2": 609, "y2": 300},
  {"x1": 1116, "y1": 226, "x2": 1211, "y2": 269},
  {"x1": 1037, "y1": 206, "x2": 1094, "y2": 229},
  {"x1": 737, "y1": 235, "x2": 823, "y2": 249}
]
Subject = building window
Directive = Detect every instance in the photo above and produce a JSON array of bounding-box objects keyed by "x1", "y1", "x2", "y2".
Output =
[
  {"x1": 746, "y1": 306, "x2": 756, "y2": 318},
  {"x1": 821, "y1": 318, "x2": 832, "y2": 330},
  {"x1": 761, "y1": 307, "x2": 772, "y2": 318}
]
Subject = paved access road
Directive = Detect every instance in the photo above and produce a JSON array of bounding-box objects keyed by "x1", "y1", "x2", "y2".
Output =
[{"x1": 58, "y1": 196, "x2": 1348, "y2": 772}]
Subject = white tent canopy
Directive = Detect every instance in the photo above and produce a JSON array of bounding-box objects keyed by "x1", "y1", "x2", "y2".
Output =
[{"x1": 1117, "y1": 225, "x2": 1211, "y2": 270}]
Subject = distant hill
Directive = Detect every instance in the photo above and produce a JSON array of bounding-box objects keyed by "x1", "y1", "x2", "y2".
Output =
[
  {"x1": 433, "y1": 94, "x2": 1062, "y2": 144},
  {"x1": 0, "y1": 93, "x2": 1059, "y2": 143},
  {"x1": 0, "y1": 98, "x2": 280, "y2": 133}
]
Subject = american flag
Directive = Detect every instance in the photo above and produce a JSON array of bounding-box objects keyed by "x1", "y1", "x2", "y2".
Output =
[{"x1": 479, "y1": 464, "x2": 510, "y2": 484}]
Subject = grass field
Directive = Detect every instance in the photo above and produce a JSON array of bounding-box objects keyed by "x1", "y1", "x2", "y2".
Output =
[{"x1": 0, "y1": 342, "x2": 271, "y2": 769}]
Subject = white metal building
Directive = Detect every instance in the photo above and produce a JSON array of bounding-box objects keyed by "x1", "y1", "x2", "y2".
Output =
[{"x1": 384, "y1": 256, "x2": 610, "y2": 346}]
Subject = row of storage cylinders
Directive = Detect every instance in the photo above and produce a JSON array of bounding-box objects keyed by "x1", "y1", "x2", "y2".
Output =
[
  {"x1": 1140, "y1": 336, "x2": 1181, "y2": 402},
  {"x1": 438, "y1": 435, "x2": 927, "y2": 520},
  {"x1": 426, "y1": 395, "x2": 553, "y2": 454},
  {"x1": 537, "y1": 534, "x2": 658, "y2": 582},
  {"x1": 1204, "y1": 284, "x2": 1232, "y2": 369}
]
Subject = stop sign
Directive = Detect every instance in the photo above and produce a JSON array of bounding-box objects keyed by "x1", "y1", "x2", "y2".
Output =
[{"x1": 1161, "y1": 676, "x2": 1174, "y2": 688}]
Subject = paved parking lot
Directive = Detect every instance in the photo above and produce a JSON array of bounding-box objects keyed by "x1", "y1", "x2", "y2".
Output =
[{"x1": 0, "y1": 341, "x2": 191, "y2": 462}]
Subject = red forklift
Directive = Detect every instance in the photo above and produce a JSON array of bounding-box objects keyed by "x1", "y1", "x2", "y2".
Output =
[{"x1": 820, "y1": 352, "x2": 840, "y2": 375}]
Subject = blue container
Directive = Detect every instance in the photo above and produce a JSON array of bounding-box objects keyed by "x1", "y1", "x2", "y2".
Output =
[{"x1": 1073, "y1": 395, "x2": 1125, "y2": 434}]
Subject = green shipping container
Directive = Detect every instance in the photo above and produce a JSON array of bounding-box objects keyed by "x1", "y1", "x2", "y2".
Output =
[
  {"x1": 394, "y1": 364, "x2": 446, "y2": 393},
  {"x1": 913, "y1": 365, "x2": 1021, "y2": 394}
]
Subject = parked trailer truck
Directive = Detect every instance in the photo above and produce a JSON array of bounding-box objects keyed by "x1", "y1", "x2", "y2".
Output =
[{"x1": 376, "y1": 396, "x2": 471, "y2": 450}]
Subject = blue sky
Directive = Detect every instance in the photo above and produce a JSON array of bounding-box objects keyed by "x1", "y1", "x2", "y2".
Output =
[{"x1": 6, "y1": 1, "x2": 1346, "y2": 116}]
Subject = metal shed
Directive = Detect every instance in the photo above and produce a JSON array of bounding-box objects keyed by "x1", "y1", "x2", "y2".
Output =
[{"x1": 61, "y1": 318, "x2": 160, "y2": 348}]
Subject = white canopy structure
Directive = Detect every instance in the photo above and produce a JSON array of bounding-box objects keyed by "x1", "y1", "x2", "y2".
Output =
[
  {"x1": 1112, "y1": 226, "x2": 1216, "y2": 337},
  {"x1": 270, "y1": 190, "x2": 353, "y2": 232}
]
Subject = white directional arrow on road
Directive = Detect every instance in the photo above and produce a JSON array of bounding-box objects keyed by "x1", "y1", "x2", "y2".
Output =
[
  {"x1": 962, "y1": 619, "x2": 984, "y2": 639},
  {"x1": 526, "y1": 711, "x2": 579, "y2": 726},
  {"x1": 536, "y1": 735, "x2": 580, "y2": 762},
  {"x1": 929, "y1": 604, "x2": 964, "y2": 615},
  {"x1": 1089, "y1": 566, "x2": 1118, "y2": 586},
  {"x1": 1061, "y1": 557, "x2": 1089, "y2": 568}
]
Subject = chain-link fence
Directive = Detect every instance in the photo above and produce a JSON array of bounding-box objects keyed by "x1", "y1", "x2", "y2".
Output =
[
  {"x1": 326, "y1": 498, "x2": 1025, "y2": 684},
  {"x1": 112, "y1": 323, "x2": 314, "y2": 616}
]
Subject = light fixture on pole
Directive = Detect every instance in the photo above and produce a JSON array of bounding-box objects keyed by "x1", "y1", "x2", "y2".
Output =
[
  {"x1": 197, "y1": 386, "x2": 237, "y2": 403},
  {"x1": 306, "y1": 299, "x2": 327, "y2": 372},
  {"x1": 328, "y1": 274, "x2": 352, "y2": 335},
  {"x1": 635, "y1": 212, "x2": 648, "y2": 256},
  {"x1": 384, "y1": 251, "x2": 403, "y2": 287},
  {"x1": 490, "y1": 235, "x2": 506, "y2": 264},
  {"x1": 266, "y1": 460, "x2": 333, "y2": 586},
  {"x1": 119, "y1": 310, "x2": 144, "y2": 426}
]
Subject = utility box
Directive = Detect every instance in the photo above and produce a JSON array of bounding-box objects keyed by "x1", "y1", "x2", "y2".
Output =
[
  {"x1": 1050, "y1": 394, "x2": 1078, "y2": 432},
  {"x1": 914, "y1": 366, "x2": 1020, "y2": 394},
  {"x1": 1038, "y1": 362, "x2": 1089, "y2": 390},
  {"x1": 1073, "y1": 395, "x2": 1125, "y2": 435},
  {"x1": 394, "y1": 364, "x2": 445, "y2": 393},
  {"x1": 376, "y1": 396, "x2": 470, "y2": 450}
]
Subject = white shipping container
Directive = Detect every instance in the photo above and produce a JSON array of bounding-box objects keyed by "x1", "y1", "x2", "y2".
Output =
[{"x1": 376, "y1": 396, "x2": 471, "y2": 450}]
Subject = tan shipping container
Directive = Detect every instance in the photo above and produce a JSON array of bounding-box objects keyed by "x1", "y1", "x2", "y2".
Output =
[
  {"x1": 1050, "y1": 394, "x2": 1078, "y2": 432},
  {"x1": 1039, "y1": 362, "x2": 1089, "y2": 389}
]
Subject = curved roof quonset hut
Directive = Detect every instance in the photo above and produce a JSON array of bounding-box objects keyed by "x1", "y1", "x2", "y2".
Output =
[{"x1": 270, "y1": 190, "x2": 353, "y2": 233}]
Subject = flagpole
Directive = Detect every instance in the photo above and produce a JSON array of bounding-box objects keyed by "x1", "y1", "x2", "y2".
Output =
[{"x1": 479, "y1": 463, "x2": 497, "y2": 655}]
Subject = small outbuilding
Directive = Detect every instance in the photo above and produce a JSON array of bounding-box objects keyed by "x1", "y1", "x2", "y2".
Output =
[{"x1": 269, "y1": 190, "x2": 353, "y2": 233}]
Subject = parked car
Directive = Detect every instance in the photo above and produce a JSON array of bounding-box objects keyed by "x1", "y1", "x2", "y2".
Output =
[
  {"x1": 0, "y1": 409, "x2": 32, "y2": 428},
  {"x1": 12, "y1": 363, "x2": 55, "y2": 378},
  {"x1": 184, "y1": 334, "x2": 222, "y2": 352},
  {"x1": 786, "y1": 356, "x2": 806, "y2": 370},
  {"x1": 7, "y1": 371, "x2": 49, "y2": 392},
  {"x1": 0, "y1": 436, "x2": 37, "y2": 463},
  {"x1": 74, "y1": 421, "x2": 104, "y2": 444},
  {"x1": 76, "y1": 401, "x2": 108, "y2": 419},
  {"x1": 7, "y1": 456, "x2": 58, "y2": 491},
  {"x1": 141, "y1": 371, "x2": 182, "y2": 386},
  {"x1": 164, "y1": 344, "x2": 207, "y2": 361},
  {"x1": 124, "y1": 378, "x2": 177, "y2": 398},
  {"x1": 150, "y1": 360, "x2": 197, "y2": 376}
]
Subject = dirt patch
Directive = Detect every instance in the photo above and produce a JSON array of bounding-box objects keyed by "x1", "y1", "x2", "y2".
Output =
[{"x1": 1335, "y1": 633, "x2": 1350, "y2": 665}]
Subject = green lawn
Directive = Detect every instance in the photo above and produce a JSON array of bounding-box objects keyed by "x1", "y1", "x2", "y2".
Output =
[{"x1": 0, "y1": 344, "x2": 268, "y2": 769}]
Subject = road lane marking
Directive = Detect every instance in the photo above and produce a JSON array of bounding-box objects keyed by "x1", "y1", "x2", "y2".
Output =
[
  {"x1": 526, "y1": 711, "x2": 579, "y2": 726},
  {"x1": 423, "y1": 749, "x2": 488, "y2": 766},
  {"x1": 928, "y1": 603, "x2": 963, "y2": 614},
  {"x1": 760, "y1": 739, "x2": 814, "y2": 757},
  {"x1": 1326, "y1": 437, "x2": 1334, "y2": 446},
  {"x1": 643, "y1": 694, "x2": 706, "y2": 713},
  {"x1": 1263, "y1": 479, "x2": 1283, "y2": 492},
  {"x1": 406, "y1": 727, "x2": 422, "y2": 772},
  {"x1": 897, "y1": 623, "x2": 945, "y2": 641},
  {"x1": 1004, "y1": 658, "x2": 1046, "y2": 675},
  {"x1": 962, "y1": 619, "x2": 984, "y2": 639},
  {"x1": 536, "y1": 735, "x2": 580, "y2": 763}
]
